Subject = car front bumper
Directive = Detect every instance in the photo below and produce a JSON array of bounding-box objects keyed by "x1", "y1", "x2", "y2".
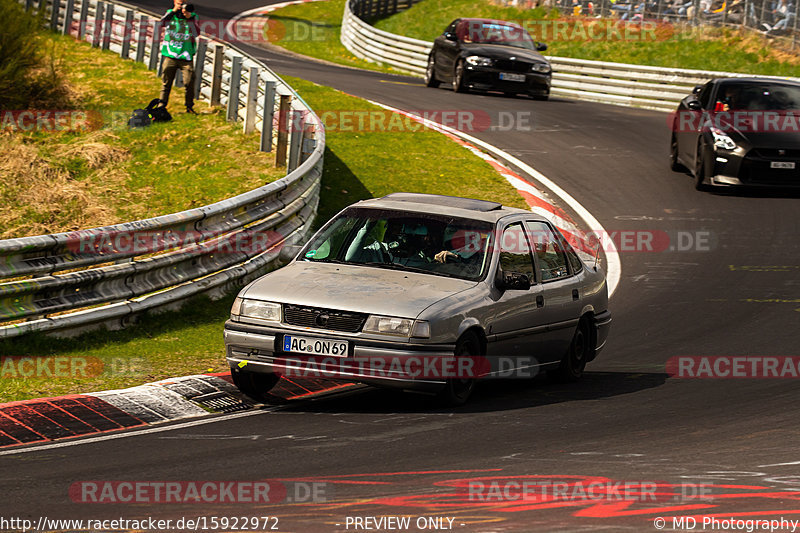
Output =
[
  {"x1": 463, "y1": 65, "x2": 551, "y2": 96},
  {"x1": 224, "y1": 321, "x2": 457, "y2": 392},
  {"x1": 708, "y1": 146, "x2": 800, "y2": 187}
]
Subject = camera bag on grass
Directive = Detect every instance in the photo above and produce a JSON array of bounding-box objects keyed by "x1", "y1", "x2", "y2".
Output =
[{"x1": 127, "y1": 98, "x2": 172, "y2": 128}]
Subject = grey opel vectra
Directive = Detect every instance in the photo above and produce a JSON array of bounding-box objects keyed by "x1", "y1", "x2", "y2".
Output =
[{"x1": 224, "y1": 193, "x2": 611, "y2": 405}]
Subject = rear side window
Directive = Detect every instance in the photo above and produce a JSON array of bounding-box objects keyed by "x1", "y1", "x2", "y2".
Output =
[{"x1": 525, "y1": 221, "x2": 569, "y2": 281}]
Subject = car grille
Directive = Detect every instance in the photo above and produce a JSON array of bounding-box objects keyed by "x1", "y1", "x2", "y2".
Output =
[
  {"x1": 283, "y1": 304, "x2": 368, "y2": 333},
  {"x1": 751, "y1": 148, "x2": 800, "y2": 158},
  {"x1": 739, "y1": 155, "x2": 800, "y2": 184},
  {"x1": 494, "y1": 59, "x2": 531, "y2": 73}
]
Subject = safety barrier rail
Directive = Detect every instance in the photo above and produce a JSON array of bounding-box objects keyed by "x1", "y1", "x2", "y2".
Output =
[{"x1": 1, "y1": 0, "x2": 325, "y2": 338}]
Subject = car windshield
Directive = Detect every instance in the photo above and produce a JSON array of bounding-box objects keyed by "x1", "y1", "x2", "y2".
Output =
[
  {"x1": 300, "y1": 208, "x2": 494, "y2": 281},
  {"x1": 458, "y1": 21, "x2": 535, "y2": 50},
  {"x1": 717, "y1": 82, "x2": 800, "y2": 111}
]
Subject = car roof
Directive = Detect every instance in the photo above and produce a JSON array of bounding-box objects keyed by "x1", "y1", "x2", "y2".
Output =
[
  {"x1": 351, "y1": 193, "x2": 536, "y2": 223},
  {"x1": 713, "y1": 77, "x2": 800, "y2": 87}
]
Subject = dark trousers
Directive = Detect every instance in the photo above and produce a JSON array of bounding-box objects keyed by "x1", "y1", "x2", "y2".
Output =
[{"x1": 159, "y1": 57, "x2": 195, "y2": 108}]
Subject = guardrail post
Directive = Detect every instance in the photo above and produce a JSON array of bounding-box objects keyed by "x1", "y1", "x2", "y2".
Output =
[
  {"x1": 93, "y1": 1, "x2": 103, "y2": 47},
  {"x1": 260, "y1": 81, "x2": 276, "y2": 152},
  {"x1": 275, "y1": 95, "x2": 291, "y2": 167},
  {"x1": 101, "y1": 3, "x2": 112, "y2": 50},
  {"x1": 301, "y1": 126, "x2": 316, "y2": 164},
  {"x1": 62, "y1": 0, "x2": 74, "y2": 35},
  {"x1": 135, "y1": 15, "x2": 147, "y2": 63},
  {"x1": 78, "y1": 0, "x2": 88, "y2": 39},
  {"x1": 243, "y1": 67, "x2": 259, "y2": 134},
  {"x1": 50, "y1": 0, "x2": 60, "y2": 31},
  {"x1": 287, "y1": 112, "x2": 303, "y2": 173},
  {"x1": 148, "y1": 21, "x2": 161, "y2": 70},
  {"x1": 194, "y1": 39, "x2": 207, "y2": 101},
  {"x1": 121, "y1": 9, "x2": 134, "y2": 58},
  {"x1": 210, "y1": 44, "x2": 224, "y2": 106},
  {"x1": 226, "y1": 56, "x2": 243, "y2": 122}
]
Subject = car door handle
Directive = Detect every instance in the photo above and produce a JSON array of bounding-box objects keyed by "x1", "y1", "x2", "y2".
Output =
[
  {"x1": 572, "y1": 289, "x2": 579, "y2": 301},
  {"x1": 536, "y1": 295, "x2": 544, "y2": 308}
]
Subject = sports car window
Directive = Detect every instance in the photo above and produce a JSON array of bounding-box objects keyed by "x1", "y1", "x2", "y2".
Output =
[
  {"x1": 456, "y1": 21, "x2": 535, "y2": 50},
  {"x1": 498, "y1": 223, "x2": 535, "y2": 281},
  {"x1": 300, "y1": 208, "x2": 494, "y2": 282},
  {"x1": 525, "y1": 221, "x2": 570, "y2": 281}
]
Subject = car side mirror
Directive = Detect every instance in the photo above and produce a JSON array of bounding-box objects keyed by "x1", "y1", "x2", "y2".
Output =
[
  {"x1": 496, "y1": 270, "x2": 531, "y2": 291},
  {"x1": 535, "y1": 42, "x2": 548, "y2": 52},
  {"x1": 444, "y1": 31, "x2": 458, "y2": 41},
  {"x1": 279, "y1": 244, "x2": 302, "y2": 263},
  {"x1": 692, "y1": 85, "x2": 703, "y2": 94},
  {"x1": 687, "y1": 100, "x2": 702, "y2": 111}
]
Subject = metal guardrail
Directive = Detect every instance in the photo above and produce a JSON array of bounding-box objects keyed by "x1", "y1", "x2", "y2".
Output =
[
  {"x1": 1, "y1": 0, "x2": 326, "y2": 339},
  {"x1": 340, "y1": 0, "x2": 799, "y2": 111}
]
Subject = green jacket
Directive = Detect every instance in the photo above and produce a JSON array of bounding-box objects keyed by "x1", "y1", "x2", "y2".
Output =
[{"x1": 161, "y1": 9, "x2": 199, "y2": 61}]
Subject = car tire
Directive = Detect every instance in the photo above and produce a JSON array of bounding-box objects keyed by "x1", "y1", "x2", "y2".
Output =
[
  {"x1": 670, "y1": 133, "x2": 687, "y2": 172},
  {"x1": 231, "y1": 367, "x2": 280, "y2": 402},
  {"x1": 694, "y1": 139, "x2": 709, "y2": 190},
  {"x1": 552, "y1": 318, "x2": 590, "y2": 382},
  {"x1": 425, "y1": 55, "x2": 440, "y2": 88},
  {"x1": 436, "y1": 331, "x2": 480, "y2": 406},
  {"x1": 453, "y1": 59, "x2": 467, "y2": 93},
  {"x1": 531, "y1": 91, "x2": 549, "y2": 101}
]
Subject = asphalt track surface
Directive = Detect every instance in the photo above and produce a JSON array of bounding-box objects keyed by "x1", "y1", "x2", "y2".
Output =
[{"x1": 2, "y1": 2, "x2": 800, "y2": 531}]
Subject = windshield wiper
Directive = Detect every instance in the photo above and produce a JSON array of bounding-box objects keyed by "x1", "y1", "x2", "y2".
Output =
[
  {"x1": 361, "y1": 262, "x2": 458, "y2": 278},
  {"x1": 304, "y1": 257, "x2": 348, "y2": 264}
]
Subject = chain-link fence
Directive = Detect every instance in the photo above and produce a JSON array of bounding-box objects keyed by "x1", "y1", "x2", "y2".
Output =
[{"x1": 498, "y1": 0, "x2": 800, "y2": 49}]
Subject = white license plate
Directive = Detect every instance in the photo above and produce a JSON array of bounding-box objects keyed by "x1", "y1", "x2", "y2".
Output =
[
  {"x1": 770, "y1": 161, "x2": 795, "y2": 169},
  {"x1": 499, "y1": 72, "x2": 526, "y2": 82},
  {"x1": 283, "y1": 335, "x2": 348, "y2": 357}
]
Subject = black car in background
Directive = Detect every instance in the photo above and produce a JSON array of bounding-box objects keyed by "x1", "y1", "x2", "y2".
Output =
[
  {"x1": 425, "y1": 18, "x2": 552, "y2": 100},
  {"x1": 670, "y1": 77, "x2": 800, "y2": 190}
]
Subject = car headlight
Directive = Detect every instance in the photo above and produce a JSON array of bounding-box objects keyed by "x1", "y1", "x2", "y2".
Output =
[
  {"x1": 363, "y1": 315, "x2": 428, "y2": 337},
  {"x1": 237, "y1": 299, "x2": 282, "y2": 322},
  {"x1": 466, "y1": 55, "x2": 493, "y2": 67},
  {"x1": 711, "y1": 128, "x2": 737, "y2": 150},
  {"x1": 531, "y1": 62, "x2": 551, "y2": 74}
]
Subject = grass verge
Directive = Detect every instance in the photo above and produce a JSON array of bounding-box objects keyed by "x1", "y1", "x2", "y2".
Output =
[
  {"x1": 265, "y1": 0, "x2": 800, "y2": 77},
  {"x1": 261, "y1": 0, "x2": 400, "y2": 74},
  {"x1": 0, "y1": 32, "x2": 284, "y2": 239},
  {"x1": 0, "y1": 76, "x2": 527, "y2": 402}
]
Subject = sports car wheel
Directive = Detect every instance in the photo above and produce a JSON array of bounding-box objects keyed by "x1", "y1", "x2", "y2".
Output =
[
  {"x1": 453, "y1": 60, "x2": 467, "y2": 93},
  {"x1": 695, "y1": 139, "x2": 709, "y2": 190},
  {"x1": 425, "y1": 55, "x2": 440, "y2": 88}
]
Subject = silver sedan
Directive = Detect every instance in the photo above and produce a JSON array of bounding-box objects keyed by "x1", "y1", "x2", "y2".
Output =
[{"x1": 224, "y1": 193, "x2": 611, "y2": 405}]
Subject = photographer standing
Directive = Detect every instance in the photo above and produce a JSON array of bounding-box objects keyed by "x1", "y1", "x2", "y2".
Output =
[{"x1": 159, "y1": 0, "x2": 200, "y2": 113}]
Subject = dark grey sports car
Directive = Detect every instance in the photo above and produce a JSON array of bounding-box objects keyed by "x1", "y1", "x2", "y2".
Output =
[
  {"x1": 223, "y1": 194, "x2": 611, "y2": 405},
  {"x1": 424, "y1": 18, "x2": 551, "y2": 100},
  {"x1": 670, "y1": 77, "x2": 800, "y2": 189}
]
